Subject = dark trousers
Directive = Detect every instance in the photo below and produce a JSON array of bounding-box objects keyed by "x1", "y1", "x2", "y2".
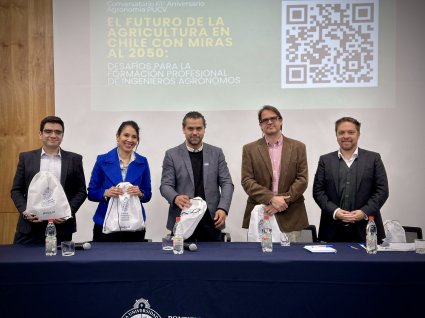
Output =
[
  {"x1": 14, "y1": 229, "x2": 72, "y2": 245},
  {"x1": 93, "y1": 224, "x2": 146, "y2": 242},
  {"x1": 184, "y1": 211, "x2": 223, "y2": 242},
  {"x1": 333, "y1": 222, "x2": 363, "y2": 242}
]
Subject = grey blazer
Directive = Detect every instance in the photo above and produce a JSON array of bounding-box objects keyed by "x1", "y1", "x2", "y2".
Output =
[
  {"x1": 160, "y1": 142, "x2": 234, "y2": 230},
  {"x1": 11, "y1": 148, "x2": 87, "y2": 235}
]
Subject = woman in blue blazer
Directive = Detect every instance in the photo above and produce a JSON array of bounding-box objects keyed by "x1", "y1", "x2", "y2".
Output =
[{"x1": 88, "y1": 121, "x2": 152, "y2": 242}]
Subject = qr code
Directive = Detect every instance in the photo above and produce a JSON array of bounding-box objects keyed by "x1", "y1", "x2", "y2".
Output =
[{"x1": 282, "y1": 0, "x2": 378, "y2": 88}]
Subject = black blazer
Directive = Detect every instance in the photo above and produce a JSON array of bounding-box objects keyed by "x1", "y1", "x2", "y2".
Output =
[
  {"x1": 313, "y1": 148, "x2": 389, "y2": 242},
  {"x1": 11, "y1": 148, "x2": 87, "y2": 235}
]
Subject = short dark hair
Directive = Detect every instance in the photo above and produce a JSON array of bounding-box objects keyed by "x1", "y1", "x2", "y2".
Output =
[
  {"x1": 40, "y1": 116, "x2": 64, "y2": 133},
  {"x1": 182, "y1": 111, "x2": 206, "y2": 128},
  {"x1": 257, "y1": 105, "x2": 282, "y2": 123},
  {"x1": 335, "y1": 117, "x2": 361, "y2": 134},
  {"x1": 116, "y1": 120, "x2": 140, "y2": 142}
]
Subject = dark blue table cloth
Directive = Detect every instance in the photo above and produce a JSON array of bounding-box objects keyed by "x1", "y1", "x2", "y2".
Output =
[{"x1": 1, "y1": 242, "x2": 424, "y2": 317}]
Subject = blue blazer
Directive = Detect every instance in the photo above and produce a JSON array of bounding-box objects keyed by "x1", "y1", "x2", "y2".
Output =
[{"x1": 88, "y1": 148, "x2": 152, "y2": 226}]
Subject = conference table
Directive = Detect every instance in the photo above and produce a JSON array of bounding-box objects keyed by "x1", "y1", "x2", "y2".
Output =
[{"x1": 1, "y1": 242, "x2": 424, "y2": 318}]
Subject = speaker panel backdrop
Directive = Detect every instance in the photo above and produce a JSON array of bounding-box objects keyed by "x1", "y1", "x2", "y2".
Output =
[{"x1": 53, "y1": 0, "x2": 425, "y2": 242}]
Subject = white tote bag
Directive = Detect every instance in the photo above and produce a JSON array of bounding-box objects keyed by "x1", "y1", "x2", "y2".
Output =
[
  {"x1": 180, "y1": 197, "x2": 207, "y2": 239},
  {"x1": 247, "y1": 204, "x2": 281, "y2": 242},
  {"x1": 102, "y1": 182, "x2": 145, "y2": 234},
  {"x1": 381, "y1": 219, "x2": 406, "y2": 246},
  {"x1": 26, "y1": 171, "x2": 72, "y2": 220}
]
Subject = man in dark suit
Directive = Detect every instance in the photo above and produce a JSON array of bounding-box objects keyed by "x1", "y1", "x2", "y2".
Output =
[
  {"x1": 11, "y1": 116, "x2": 87, "y2": 244},
  {"x1": 241, "y1": 105, "x2": 309, "y2": 241},
  {"x1": 160, "y1": 111, "x2": 234, "y2": 242},
  {"x1": 313, "y1": 117, "x2": 389, "y2": 243}
]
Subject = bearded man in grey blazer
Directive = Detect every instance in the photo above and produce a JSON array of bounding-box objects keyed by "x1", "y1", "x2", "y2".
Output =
[
  {"x1": 241, "y1": 105, "x2": 309, "y2": 242},
  {"x1": 11, "y1": 116, "x2": 87, "y2": 245},
  {"x1": 160, "y1": 111, "x2": 234, "y2": 242}
]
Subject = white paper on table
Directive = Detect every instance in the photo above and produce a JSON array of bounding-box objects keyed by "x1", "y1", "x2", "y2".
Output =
[
  {"x1": 377, "y1": 243, "x2": 415, "y2": 252},
  {"x1": 303, "y1": 245, "x2": 337, "y2": 253}
]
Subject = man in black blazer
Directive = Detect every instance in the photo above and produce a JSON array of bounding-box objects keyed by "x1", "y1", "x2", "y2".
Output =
[
  {"x1": 11, "y1": 116, "x2": 87, "y2": 244},
  {"x1": 313, "y1": 117, "x2": 389, "y2": 243}
]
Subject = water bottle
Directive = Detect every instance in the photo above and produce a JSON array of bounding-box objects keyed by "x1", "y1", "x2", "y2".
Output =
[
  {"x1": 261, "y1": 215, "x2": 273, "y2": 252},
  {"x1": 45, "y1": 219, "x2": 57, "y2": 256},
  {"x1": 366, "y1": 216, "x2": 377, "y2": 254},
  {"x1": 172, "y1": 216, "x2": 184, "y2": 255}
]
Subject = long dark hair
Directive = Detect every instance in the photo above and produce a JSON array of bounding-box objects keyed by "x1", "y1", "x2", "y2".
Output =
[{"x1": 116, "y1": 121, "x2": 140, "y2": 149}]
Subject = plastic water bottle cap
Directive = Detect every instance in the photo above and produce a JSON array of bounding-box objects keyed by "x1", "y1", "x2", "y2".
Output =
[
  {"x1": 264, "y1": 215, "x2": 269, "y2": 220},
  {"x1": 368, "y1": 216, "x2": 374, "y2": 221}
]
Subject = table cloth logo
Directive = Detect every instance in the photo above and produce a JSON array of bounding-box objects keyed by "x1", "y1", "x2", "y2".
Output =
[{"x1": 121, "y1": 298, "x2": 161, "y2": 318}]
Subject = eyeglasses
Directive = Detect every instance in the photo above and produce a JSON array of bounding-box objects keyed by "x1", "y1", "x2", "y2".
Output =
[
  {"x1": 43, "y1": 129, "x2": 63, "y2": 135},
  {"x1": 259, "y1": 116, "x2": 280, "y2": 124}
]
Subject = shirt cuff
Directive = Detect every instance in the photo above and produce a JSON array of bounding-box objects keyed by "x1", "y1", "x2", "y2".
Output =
[{"x1": 333, "y1": 208, "x2": 340, "y2": 220}]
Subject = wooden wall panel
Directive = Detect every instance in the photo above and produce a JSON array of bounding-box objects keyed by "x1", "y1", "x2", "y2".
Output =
[
  {"x1": 0, "y1": 0, "x2": 54, "y2": 244},
  {"x1": 0, "y1": 213, "x2": 19, "y2": 243}
]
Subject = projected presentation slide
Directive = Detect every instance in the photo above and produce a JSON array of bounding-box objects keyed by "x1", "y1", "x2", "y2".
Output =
[{"x1": 56, "y1": 0, "x2": 395, "y2": 111}]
